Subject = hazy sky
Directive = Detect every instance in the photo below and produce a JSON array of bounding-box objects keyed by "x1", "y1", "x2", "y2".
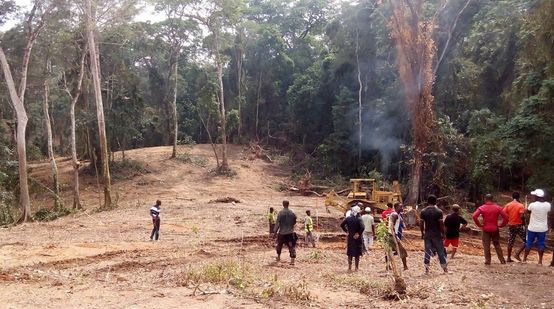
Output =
[{"x1": 0, "y1": 0, "x2": 162, "y2": 31}]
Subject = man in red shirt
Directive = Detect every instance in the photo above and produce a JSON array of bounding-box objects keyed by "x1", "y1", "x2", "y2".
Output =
[
  {"x1": 472, "y1": 194, "x2": 508, "y2": 265},
  {"x1": 381, "y1": 203, "x2": 394, "y2": 221},
  {"x1": 503, "y1": 192, "x2": 526, "y2": 262}
]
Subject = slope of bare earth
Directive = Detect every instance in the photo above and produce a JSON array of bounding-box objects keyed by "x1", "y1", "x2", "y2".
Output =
[{"x1": 1, "y1": 145, "x2": 553, "y2": 309}]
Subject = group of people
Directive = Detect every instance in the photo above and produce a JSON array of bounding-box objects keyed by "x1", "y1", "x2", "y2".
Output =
[
  {"x1": 472, "y1": 189, "x2": 553, "y2": 266},
  {"x1": 265, "y1": 188, "x2": 553, "y2": 272},
  {"x1": 147, "y1": 188, "x2": 552, "y2": 271}
]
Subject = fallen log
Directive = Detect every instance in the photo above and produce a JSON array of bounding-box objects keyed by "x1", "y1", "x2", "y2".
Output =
[{"x1": 208, "y1": 197, "x2": 242, "y2": 204}]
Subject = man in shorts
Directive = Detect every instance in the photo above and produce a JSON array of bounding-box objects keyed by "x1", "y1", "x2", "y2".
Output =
[
  {"x1": 523, "y1": 189, "x2": 552, "y2": 265},
  {"x1": 504, "y1": 192, "x2": 526, "y2": 262},
  {"x1": 443, "y1": 204, "x2": 468, "y2": 259}
]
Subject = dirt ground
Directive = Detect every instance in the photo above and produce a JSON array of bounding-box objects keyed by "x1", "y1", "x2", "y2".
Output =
[{"x1": 1, "y1": 145, "x2": 553, "y2": 309}]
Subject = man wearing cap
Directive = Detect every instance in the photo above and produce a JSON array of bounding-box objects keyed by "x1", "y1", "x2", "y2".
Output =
[
  {"x1": 340, "y1": 206, "x2": 365, "y2": 271},
  {"x1": 523, "y1": 189, "x2": 551, "y2": 265},
  {"x1": 361, "y1": 207, "x2": 375, "y2": 253},
  {"x1": 472, "y1": 194, "x2": 508, "y2": 265},
  {"x1": 443, "y1": 204, "x2": 468, "y2": 259},
  {"x1": 503, "y1": 192, "x2": 526, "y2": 262}
]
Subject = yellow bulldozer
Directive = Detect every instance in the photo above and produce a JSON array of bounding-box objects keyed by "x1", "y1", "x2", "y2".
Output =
[{"x1": 325, "y1": 179, "x2": 402, "y2": 217}]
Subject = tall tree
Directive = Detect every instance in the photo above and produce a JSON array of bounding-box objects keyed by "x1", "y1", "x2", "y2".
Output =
[
  {"x1": 152, "y1": 1, "x2": 199, "y2": 158},
  {"x1": 63, "y1": 43, "x2": 87, "y2": 209},
  {"x1": 85, "y1": 0, "x2": 112, "y2": 208},
  {"x1": 0, "y1": 1, "x2": 52, "y2": 222},
  {"x1": 185, "y1": 0, "x2": 245, "y2": 172},
  {"x1": 42, "y1": 58, "x2": 62, "y2": 208},
  {"x1": 388, "y1": 0, "x2": 439, "y2": 204}
]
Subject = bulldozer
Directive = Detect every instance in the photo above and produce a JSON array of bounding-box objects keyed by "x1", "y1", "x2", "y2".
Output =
[{"x1": 325, "y1": 179, "x2": 402, "y2": 218}]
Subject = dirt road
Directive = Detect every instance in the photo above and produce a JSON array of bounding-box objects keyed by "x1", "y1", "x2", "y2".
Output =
[{"x1": 1, "y1": 145, "x2": 553, "y2": 308}]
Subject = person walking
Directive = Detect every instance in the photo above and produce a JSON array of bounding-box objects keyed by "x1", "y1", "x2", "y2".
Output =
[
  {"x1": 149, "y1": 200, "x2": 161, "y2": 241},
  {"x1": 361, "y1": 207, "x2": 375, "y2": 253},
  {"x1": 304, "y1": 210, "x2": 316, "y2": 248},
  {"x1": 267, "y1": 207, "x2": 277, "y2": 237},
  {"x1": 523, "y1": 189, "x2": 552, "y2": 265},
  {"x1": 340, "y1": 206, "x2": 364, "y2": 272},
  {"x1": 504, "y1": 192, "x2": 526, "y2": 262},
  {"x1": 274, "y1": 200, "x2": 298, "y2": 265},
  {"x1": 420, "y1": 195, "x2": 448, "y2": 274},
  {"x1": 443, "y1": 204, "x2": 468, "y2": 259},
  {"x1": 472, "y1": 194, "x2": 508, "y2": 265}
]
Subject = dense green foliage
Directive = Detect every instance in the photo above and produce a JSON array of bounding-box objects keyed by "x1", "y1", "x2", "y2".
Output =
[{"x1": 1, "y1": 0, "x2": 554, "y2": 206}]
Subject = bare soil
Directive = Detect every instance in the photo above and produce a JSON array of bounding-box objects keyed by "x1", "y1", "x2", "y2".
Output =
[{"x1": 1, "y1": 145, "x2": 553, "y2": 309}]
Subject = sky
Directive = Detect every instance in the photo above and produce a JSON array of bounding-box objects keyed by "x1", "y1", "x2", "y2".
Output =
[{"x1": 0, "y1": 0, "x2": 163, "y2": 31}]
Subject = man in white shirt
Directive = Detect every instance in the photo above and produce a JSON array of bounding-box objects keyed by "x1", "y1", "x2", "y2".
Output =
[
  {"x1": 523, "y1": 189, "x2": 552, "y2": 265},
  {"x1": 361, "y1": 207, "x2": 375, "y2": 252}
]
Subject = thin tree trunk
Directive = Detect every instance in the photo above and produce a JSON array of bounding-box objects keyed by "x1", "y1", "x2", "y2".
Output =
[
  {"x1": 0, "y1": 47, "x2": 32, "y2": 222},
  {"x1": 236, "y1": 47, "x2": 243, "y2": 140},
  {"x1": 355, "y1": 30, "x2": 363, "y2": 169},
  {"x1": 170, "y1": 54, "x2": 179, "y2": 158},
  {"x1": 255, "y1": 70, "x2": 262, "y2": 141},
  {"x1": 42, "y1": 74, "x2": 62, "y2": 209},
  {"x1": 64, "y1": 45, "x2": 87, "y2": 209},
  {"x1": 85, "y1": 0, "x2": 112, "y2": 208},
  {"x1": 199, "y1": 113, "x2": 220, "y2": 167},
  {"x1": 216, "y1": 53, "x2": 229, "y2": 171}
]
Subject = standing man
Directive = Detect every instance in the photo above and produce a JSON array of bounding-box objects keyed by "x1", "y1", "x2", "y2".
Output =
[
  {"x1": 443, "y1": 204, "x2": 468, "y2": 259},
  {"x1": 420, "y1": 195, "x2": 448, "y2": 274},
  {"x1": 340, "y1": 206, "x2": 365, "y2": 272},
  {"x1": 304, "y1": 210, "x2": 316, "y2": 248},
  {"x1": 150, "y1": 200, "x2": 161, "y2": 241},
  {"x1": 267, "y1": 207, "x2": 277, "y2": 237},
  {"x1": 387, "y1": 203, "x2": 408, "y2": 270},
  {"x1": 472, "y1": 194, "x2": 508, "y2": 265},
  {"x1": 523, "y1": 189, "x2": 551, "y2": 265},
  {"x1": 504, "y1": 192, "x2": 526, "y2": 262},
  {"x1": 274, "y1": 200, "x2": 297, "y2": 265},
  {"x1": 381, "y1": 202, "x2": 394, "y2": 221},
  {"x1": 361, "y1": 207, "x2": 375, "y2": 253}
]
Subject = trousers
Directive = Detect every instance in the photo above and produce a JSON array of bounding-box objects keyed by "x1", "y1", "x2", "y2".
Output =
[{"x1": 482, "y1": 230, "x2": 505, "y2": 263}]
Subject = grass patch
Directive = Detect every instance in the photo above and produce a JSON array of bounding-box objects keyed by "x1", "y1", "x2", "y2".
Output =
[
  {"x1": 177, "y1": 260, "x2": 251, "y2": 290},
  {"x1": 174, "y1": 153, "x2": 208, "y2": 168},
  {"x1": 260, "y1": 275, "x2": 314, "y2": 303},
  {"x1": 323, "y1": 272, "x2": 392, "y2": 297}
]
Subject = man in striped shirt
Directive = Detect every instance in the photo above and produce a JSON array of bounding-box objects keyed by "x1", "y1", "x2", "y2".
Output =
[{"x1": 150, "y1": 200, "x2": 161, "y2": 241}]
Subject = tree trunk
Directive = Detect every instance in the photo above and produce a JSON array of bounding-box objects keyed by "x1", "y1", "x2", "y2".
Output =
[
  {"x1": 355, "y1": 30, "x2": 363, "y2": 169},
  {"x1": 64, "y1": 46, "x2": 87, "y2": 210},
  {"x1": 85, "y1": 0, "x2": 112, "y2": 208},
  {"x1": 255, "y1": 70, "x2": 262, "y2": 141},
  {"x1": 389, "y1": 0, "x2": 437, "y2": 205},
  {"x1": 216, "y1": 55, "x2": 229, "y2": 171},
  {"x1": 0, "y1": 47, "x2": 32, "y2": 222},
  {"x1": 236, "y1": 47, "x2": 243, "y2": 140},
  {"x1": 42, "y1": 76, "x2": 62, "y2": 209},
  {"x1": 170, "y1": 53, "x2": 179, "y2": 158}
]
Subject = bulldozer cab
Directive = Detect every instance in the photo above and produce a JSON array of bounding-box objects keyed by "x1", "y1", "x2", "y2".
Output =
[{"x1": 324, "y1": 178, "x2": 404, "y2": 218}]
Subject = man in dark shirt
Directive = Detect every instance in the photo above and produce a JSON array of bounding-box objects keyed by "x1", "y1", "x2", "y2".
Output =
[
  {"x1": 443, "y1": 204, "x2": 468, "y2": 259},
  {"x1": 274, "y1": 200, "x2": 297, "y2": 265},
  {"x1": 420, "y1": 195, "x2": 448, "y2": 274}
]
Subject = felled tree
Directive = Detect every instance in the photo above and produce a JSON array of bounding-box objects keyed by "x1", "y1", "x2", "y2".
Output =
[{"x1": 388, "y1": 0, "x2": 438, "y2": 204}]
